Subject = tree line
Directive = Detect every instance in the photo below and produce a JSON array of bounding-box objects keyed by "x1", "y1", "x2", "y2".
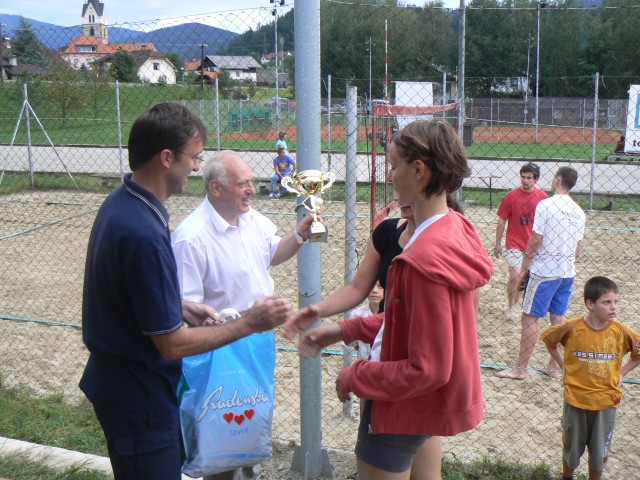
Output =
[
  {"x1": 7, "y1": 0, "x2": 640, "y2": 102},
  {"x1": 223, "y1": 0, "x2": 638, "y2": 100}
]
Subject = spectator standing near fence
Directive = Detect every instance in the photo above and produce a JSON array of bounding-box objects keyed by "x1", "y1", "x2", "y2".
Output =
[
  {"x1": 171, "y1": 150, "x2": 316, "y2": 480},
  {"x1": 270, "y1": 146, "x2": 296, "y2": 198},
  {"x1": 498, "y1": 166, "x2": 585, "y2": 380},
  {"x1": 494, "y1": 163, "x2": 547, "y2": 320},
  {"x1": 540, "y1": 276, "x2": 640, "y2": 480},
  {"x1": 79, "y1": 103, "x2": 293, "y2": 480}
]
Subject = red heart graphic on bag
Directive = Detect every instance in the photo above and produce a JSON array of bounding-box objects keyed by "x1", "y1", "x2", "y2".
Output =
[
  {"x1": 234, "y1": 414, "x2": 245, "y2": 425},
  {"x1": 223, "y1": 412, "x2": 234, "y2": 423},
  {"x1": 244, "y1": 409, "x2": 255, "y2": 420}
]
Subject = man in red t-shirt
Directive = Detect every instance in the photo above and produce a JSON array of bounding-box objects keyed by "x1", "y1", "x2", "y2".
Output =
[{"x1": 494, "y1": 163, "x2": 547, "y2": 319}]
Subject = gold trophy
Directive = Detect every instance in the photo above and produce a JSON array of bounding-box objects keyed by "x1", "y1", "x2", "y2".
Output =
[{"x1": 281, "y1": 170, "x2": 336, "y2": 242}]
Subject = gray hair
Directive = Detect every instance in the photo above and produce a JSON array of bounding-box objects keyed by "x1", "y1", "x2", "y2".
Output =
[{"x1": 202, "y1": 150, "x2": 234, "y2": 193}]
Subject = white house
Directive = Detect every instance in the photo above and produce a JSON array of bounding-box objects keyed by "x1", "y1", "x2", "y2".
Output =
[
  {"x1": 94, "y1": 50, "x2": 177, "y2": 84},
  {"x1": 202, "y1": 55, "x2": 261, "y2": 83}
]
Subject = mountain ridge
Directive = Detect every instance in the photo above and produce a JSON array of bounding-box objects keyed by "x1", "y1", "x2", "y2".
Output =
[{"x1": 0, "y1": 14, "x2": 238, "y2": 60}]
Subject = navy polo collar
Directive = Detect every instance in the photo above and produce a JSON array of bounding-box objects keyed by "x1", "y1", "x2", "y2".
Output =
[{"x1": 123, "y1": 173, "x2": 170, "y2": 228}]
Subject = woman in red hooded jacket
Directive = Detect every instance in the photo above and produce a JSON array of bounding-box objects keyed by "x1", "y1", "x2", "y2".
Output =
[{"x1": 285, "y1": 119, "x2": 493, "y2": 480}]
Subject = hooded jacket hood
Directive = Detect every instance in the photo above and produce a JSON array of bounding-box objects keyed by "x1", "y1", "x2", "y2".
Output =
[{"x1": 399, "y1": 210, "x2": 493, "y2": 292}]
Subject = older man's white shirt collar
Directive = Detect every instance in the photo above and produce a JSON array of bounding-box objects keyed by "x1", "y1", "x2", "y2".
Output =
[{"x1": 205, "y1": 197, "x2": 256, "y2": 233}]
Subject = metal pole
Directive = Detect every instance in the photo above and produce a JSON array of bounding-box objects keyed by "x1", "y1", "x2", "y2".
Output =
[
  {"x1": 367, "y1": 37, "x2": 373, "y2": 113},
  {"x1": 342, "y1": 86, "x2": 358, "y2": 418},
  {"x1": 274, "y1": 6, "x2": 280, "y2": 132},
  {"x1": 115, "y1": 81, "x2": 123, "y2": 181},
  {"x1": 327, "y1": 74, "x2": 332, "y2": 174},
  {"x1": 524, "y1": 36, "x2": 530, "y2": 125},
  {"x1": 290, "y1": 0, "x2": 334, "y2": 477},
  {"x1": 0, "y1": 23, "x2": 5, "y2": 83},
  {"x1": 384, "y1": 19, "x2": 388, "y2": 100},
  {"x1": 199, "y1": 43, "x2": 207, "y2": 91},
  {"x1": 215, "y1": 76, "x2": 221, "y2": 151},
  {"x1": 23, "y1": 84, "x2": 34, "y2": 187},
  {"x1": 457, "y1": 0, "x2": 466, "y2": 138},
  {"x1": 589, "y1": 72, "x2": 599, "y2": 211},
  {"x1": 442, "y1": 71, "x2": 447, "y2": 118},
  {"x1": 456, "y1": 0, "x2": 466, "y2": 204},
  {"x1": 535, "y1": 1, "x2": 540, "y2": 143}
]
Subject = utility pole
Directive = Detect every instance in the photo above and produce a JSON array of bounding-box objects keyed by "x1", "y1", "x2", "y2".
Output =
[
  {"x1": 535, "y1": 0, "x2": 546, "y2": 143},
  {"x1": 524, "y1": 35, "x2": 531, "y2": 125},
  {"x1": 0, "y1": 23, "x2": 6, "y2": 83},
  {"x1": 271, "y1": 0, "x2": 284, "y2": 132},
  {"x1": 366, "y1": 37, "x2": 374, "y2": 113},
  {"x1": 457, "y1": 0, "x2": 466, "y2": 139},
  {"x1": 199, "y1": 43, "x2": 208, "y2": 90}
]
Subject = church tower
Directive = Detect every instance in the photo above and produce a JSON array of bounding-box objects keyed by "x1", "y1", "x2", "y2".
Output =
[{"x1": 82, "y1": 0, "x2": 108, "y2": 44}]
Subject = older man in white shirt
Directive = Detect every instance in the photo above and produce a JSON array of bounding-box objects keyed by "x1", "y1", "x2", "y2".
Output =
[{"x1": 172, "y1": 150, "x2": 315, "y2": 480}]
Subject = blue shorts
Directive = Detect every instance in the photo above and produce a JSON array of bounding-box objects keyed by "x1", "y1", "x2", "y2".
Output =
[
  {"x1": 522, "y1": 274, "x2": 574, "y2": 318},
  {"x1": 354, "y1": 400, "x2": 428, "y2": 473}
]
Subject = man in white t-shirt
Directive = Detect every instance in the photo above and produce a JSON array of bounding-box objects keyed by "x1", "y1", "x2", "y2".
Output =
[{"x1": 498, "y1": 167, "x2": 585, "y2": 380}]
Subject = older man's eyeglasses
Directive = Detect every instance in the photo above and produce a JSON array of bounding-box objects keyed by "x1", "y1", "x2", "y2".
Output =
[{"x1": 174, "y1": 150, "x2": 205, "y2": 164}]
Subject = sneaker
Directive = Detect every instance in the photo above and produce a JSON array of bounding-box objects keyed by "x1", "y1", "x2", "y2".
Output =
[
  {"x1": 276, "y1": 192, "x2": 283, "y2": 198},
  {"x1": 268, "y1": 193, "x2": 274, "y2": 198}
]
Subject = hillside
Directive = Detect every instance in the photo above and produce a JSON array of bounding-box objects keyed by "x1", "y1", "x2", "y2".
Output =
[{"x1": 0, "y1": 14, "x2": 237, "y2": 59}]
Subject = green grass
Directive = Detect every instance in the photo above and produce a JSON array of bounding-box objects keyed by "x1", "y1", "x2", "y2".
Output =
[
  {"x1": 0, "y1": 171, "x2": 209, "y2": 196},
  {"x1": 462, "y1": 187, "x2": 640, "y2": 212},
  {"x1": 441, "y1": 456, "x2": 586, "y2": 480},
  {"x1": 0, "y1": 387, "x2": 107, "y2": 457},
  {"x1": 0, "y1": 82, "x2": 622, "y2": 161},
  {"x1": 0, "y1": 171, "x2": 375, "y2": 203},
  {"x1": 0, "y1": 384, "x2": 581, "y2": 480},
  {"x1": 0, "y1": 456, "x2": 111, "y2": 480},
  {"x1": 3, "y1": 172, "x2": 639, "y2": 214},
  {"x1": 465, "y1": 141, "x2": 612, "y2": 161}
]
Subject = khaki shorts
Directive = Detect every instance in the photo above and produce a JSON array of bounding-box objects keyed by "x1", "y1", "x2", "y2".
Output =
[
  {"x1": 562, "y1": 402, "x2": 616, "y2": 472},
  {"x1": 505, "y1": 249, "x2": 524, "y2": 268}
]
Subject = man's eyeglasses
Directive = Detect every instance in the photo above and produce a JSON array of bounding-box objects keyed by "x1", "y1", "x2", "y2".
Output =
[{"x1": 174, "y1": 150, "x2": 205, "y2": 164}]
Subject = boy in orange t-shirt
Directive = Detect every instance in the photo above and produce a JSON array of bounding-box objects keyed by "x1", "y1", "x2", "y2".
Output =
[{"x1": 541, "y1": 276, "x2": 640, "y2": 480}]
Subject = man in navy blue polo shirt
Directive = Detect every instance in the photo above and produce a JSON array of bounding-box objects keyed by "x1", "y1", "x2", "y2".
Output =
[{"x1": 80, "y1": 102, "x2": 296, "y2": 480}]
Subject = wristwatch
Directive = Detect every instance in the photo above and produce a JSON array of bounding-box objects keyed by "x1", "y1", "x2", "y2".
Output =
[{"x1": 293, "y1": 227, "x2": 308, "y2": 245}]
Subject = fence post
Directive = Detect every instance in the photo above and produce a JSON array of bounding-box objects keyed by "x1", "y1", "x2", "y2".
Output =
[
  {"x1": 457, "y1": 0, "x2": 466, "y2": 140},
  {"x1": 589, "y1": 72, "x2": 599, "y2": 211},
  {"x1": 215, "y1": 77, "x2": 220, "y2": 152},
  {"x1": 327, "y1": 74, "x2": 332, "y2": 181},
  {"x1": 290, "y1": 0, "x2": 334, "y2": 477},
  {"x1": 342, "y1": 86, "x2": 358, "y2": 417},
  {"x1": 115, "y1": 81, "x2": 123, "y2": 181},
  {"x1": 22, "y1": 83, "x2": 34, "y2": 187}
]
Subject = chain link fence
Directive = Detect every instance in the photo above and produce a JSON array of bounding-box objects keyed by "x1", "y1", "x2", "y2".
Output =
[{"x1": 1, "y1": 2, "x2": 639, "y2": 478}]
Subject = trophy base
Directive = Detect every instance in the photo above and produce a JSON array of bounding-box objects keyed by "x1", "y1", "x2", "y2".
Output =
[{"x1": 309, "y1": 221, "x2": 328, "y2": 243}]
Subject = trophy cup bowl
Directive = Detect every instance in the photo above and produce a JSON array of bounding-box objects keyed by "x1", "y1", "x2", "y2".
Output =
[{"x1": 281, "y1": 170, "x2": 336, "y2": 243}]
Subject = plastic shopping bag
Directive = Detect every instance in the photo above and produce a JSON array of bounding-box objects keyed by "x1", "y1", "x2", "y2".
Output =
[{"x1": 178, "y1": 332, "x2": 276, "y2": 478}]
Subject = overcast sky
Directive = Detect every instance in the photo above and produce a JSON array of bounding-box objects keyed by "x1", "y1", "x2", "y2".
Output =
[{"x1": 0, "y1": 1, "x2": 462, "y2": 31}]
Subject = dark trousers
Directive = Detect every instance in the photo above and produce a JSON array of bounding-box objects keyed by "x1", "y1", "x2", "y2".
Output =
[{"x1": 93, "y1": 402, "x2": 182, "y2": 480}]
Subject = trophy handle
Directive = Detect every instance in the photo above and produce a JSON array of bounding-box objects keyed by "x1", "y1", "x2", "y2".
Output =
[
  {"x1": 281, "y1": 176, "x2": 301, "y2": 195},
  {"x1": 320, "y1": 172, "x2": 336, "y2": 194}
]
